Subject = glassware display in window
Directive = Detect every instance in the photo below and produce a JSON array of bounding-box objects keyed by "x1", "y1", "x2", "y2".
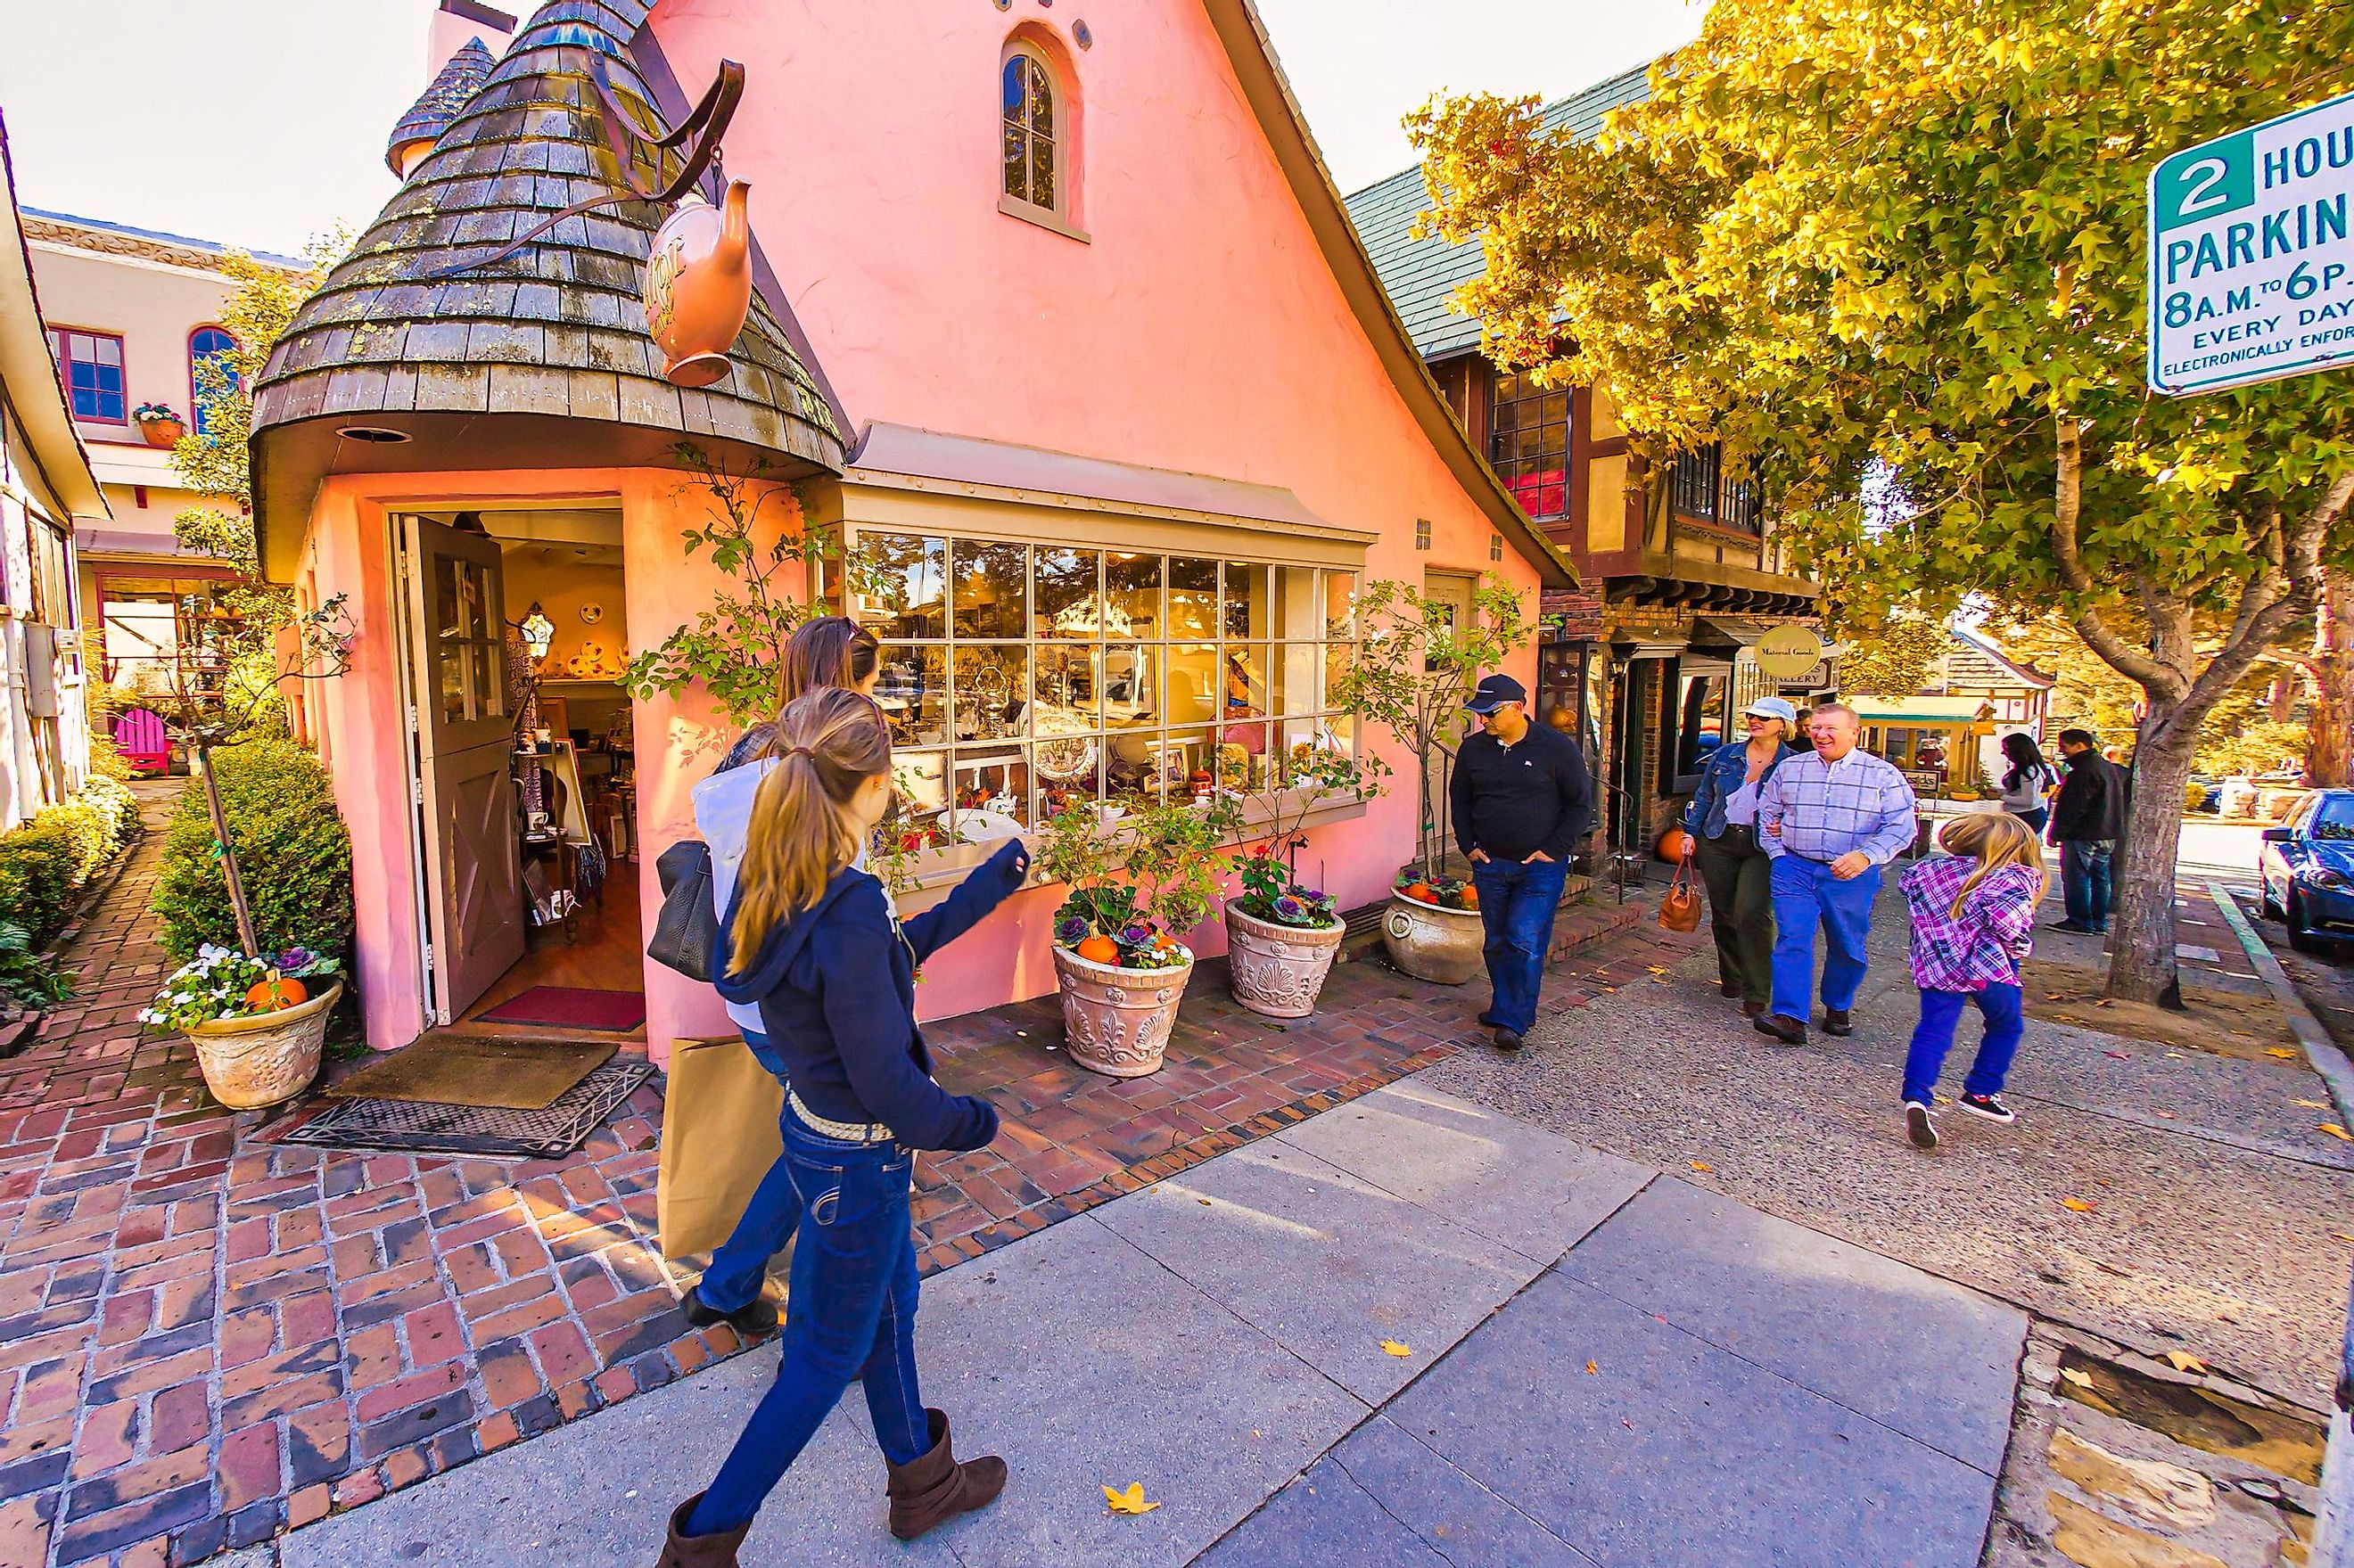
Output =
[
  {"x1": 1032, "y1": 642, "x2": 1100, "y2": 729},
  {"x1": 1035, "y1": 546, "x2": 1100, "y2": 637},
  {"x1": 1105, "y1": 553, "x2": 1161, "y2": 638},
  {"x1": 876, "y1": 644, "x2": 948, "y2": 745},
  {"x1": 860, "y1": 532, "x2": 947, "y2": 639},
  {"x1": 951, "y1": 645, "x2": 1028, "y2": 741},
  {"x1": 885, "y1": 750, "x2": 951, "y2": 848},
  {"x1": 951, "y1": 747, "x2": 1030, "y2": 835},
  {"x1": 952, "y1": 539, "x2": 1028, "y2": 639},
  {"x1": 1168, "y1": 556, "x2": 1218, "y2": 639}
]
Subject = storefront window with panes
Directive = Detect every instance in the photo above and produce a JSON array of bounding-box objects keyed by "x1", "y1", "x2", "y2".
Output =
[
  {"x1": 841, "y1": 530, "x2": 1360, "y2": 841},
  {"x1": 96, "y1": 575, "x2": 242, "y2": 702}
]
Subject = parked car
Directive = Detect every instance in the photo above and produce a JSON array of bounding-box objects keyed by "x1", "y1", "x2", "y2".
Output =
[{"x1": 2258, "y1": 788, "x2": 2354, "y2": 951}]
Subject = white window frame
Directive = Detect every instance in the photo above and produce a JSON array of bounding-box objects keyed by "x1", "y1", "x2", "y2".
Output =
[{"x1": 998, "y1": 40, "x2": 1087, "y2": 242}]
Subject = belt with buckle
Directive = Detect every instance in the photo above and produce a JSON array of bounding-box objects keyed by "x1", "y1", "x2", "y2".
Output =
[{"x1": 788, "y1": 1091, "x2": 893, "y2": 1145}]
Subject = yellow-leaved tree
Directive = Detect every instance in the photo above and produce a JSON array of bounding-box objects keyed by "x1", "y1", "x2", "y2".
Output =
[{"x1": 1410, "y1": 0, "x2": 2354, "y2": 1006}]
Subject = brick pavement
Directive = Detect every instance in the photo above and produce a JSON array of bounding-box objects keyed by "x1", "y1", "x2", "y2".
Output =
[{"x1": 0, "y1": 831, "x2": 1675, "y2": 1568}]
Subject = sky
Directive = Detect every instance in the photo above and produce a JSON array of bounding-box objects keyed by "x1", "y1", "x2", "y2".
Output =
[{"x1": 0, "y1": 0, "x2": 1705, "y2": 259}]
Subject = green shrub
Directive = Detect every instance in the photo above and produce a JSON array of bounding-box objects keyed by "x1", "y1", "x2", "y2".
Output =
[
  {"x1": 0, "y1": 778, "x2": 144, "y2": 947},
  {"x1": 155, "y1": 737, "x2": 355, "y2": 965}
]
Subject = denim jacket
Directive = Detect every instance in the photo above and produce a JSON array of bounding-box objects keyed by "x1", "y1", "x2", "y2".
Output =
[{"x1": 1684, "y1": 740, "x2": 1806, "y2": 841}]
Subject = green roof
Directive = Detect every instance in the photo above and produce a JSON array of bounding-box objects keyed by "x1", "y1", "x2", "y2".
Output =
[{"x1": 1342, "y1": 62, "x2": 1651, "y2": 360}]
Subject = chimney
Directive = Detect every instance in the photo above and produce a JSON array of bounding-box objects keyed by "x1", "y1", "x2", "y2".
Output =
[{"x1": 425, "y1": 0, "x2": 514, "y2": 79}]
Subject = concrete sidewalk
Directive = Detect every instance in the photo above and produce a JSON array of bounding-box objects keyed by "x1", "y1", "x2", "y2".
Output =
[{"x1": 226, "y1": 1080, "x2": 2025, "y2": 1568}]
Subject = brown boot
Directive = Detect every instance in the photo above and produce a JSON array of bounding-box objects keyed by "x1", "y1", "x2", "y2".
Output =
[
  {"x1": 886, "y1": 1408, "x2": 1007, "y2": 1541},
  {"x1": 656, "y1": 1494, "x2": 749, "y2": 1568}
]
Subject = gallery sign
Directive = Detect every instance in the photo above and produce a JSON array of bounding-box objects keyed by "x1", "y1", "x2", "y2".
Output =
[{"x1": 2147, "y1": 88, "x2": 2354, "y2": 395}]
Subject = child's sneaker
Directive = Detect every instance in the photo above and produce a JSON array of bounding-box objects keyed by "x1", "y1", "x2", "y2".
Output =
[
  {"x1": 1958, "y1": 1093, "x2": 2017, "y2": 1124},
  {"x1": 1905, "y1": 1101, "x2": 1938, "y2": 1151}
]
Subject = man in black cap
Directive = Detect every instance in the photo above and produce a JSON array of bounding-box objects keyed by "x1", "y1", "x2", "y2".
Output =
[{"x1": 1449, "y1": 673, "x2": 1593, "y2": 1048}]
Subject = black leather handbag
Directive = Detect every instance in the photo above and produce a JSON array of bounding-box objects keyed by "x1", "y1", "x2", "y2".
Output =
[{"x1": 647, "y1": 839, "x2": 719, "y2": 981}]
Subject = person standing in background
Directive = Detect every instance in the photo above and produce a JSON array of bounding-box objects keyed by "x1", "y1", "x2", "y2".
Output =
[
  {"x1": 1752, "y1": 703, "x2": 1919, "y2": 1046},
  {"x1": 2047, "y1": 727, "x2": 2126, "y2": 934},
  {"x1": 1997, "y1": 733, "x2": 2059, "y2": 837},
  {"x1": 1683, "y1": 697, "x2": 1807, "y2": 1019},
  {"x1": 1450, "y1": 674, "x2": 1593, "y2": 1052}
]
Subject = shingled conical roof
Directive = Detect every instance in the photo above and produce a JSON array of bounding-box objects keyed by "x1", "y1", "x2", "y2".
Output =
[
  {"x1": 387, "y1": 37, "x2": 496, "y2": 176},
  {"x1": 251, "y1": 0, "x2": 843, "y2": 576}
]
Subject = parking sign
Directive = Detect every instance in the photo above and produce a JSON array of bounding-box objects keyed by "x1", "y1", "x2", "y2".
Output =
[{"x1": 2147, "y1": 88, "x2": 2354, "y2": 395}]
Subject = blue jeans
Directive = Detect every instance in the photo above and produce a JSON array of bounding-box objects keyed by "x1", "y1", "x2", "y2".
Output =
[
  {"x1": 1767, "y1": 855, "x2": 1881, "y2": 1022},
  {"x1": 2012, "y1": 806, "x2": 2049, "y2": 836},
  {"x1": 1903, "y1": 983, "x2": 2023, "y2": 1105},
  {"x1": 2061, "y1": 840, "x2": 2113, "y2": 930},
  {"x1": 1471, "y1": 856, "x2": 1569, "y2": 1035},
  {"x1": 698, "y1": 1033, "x2": 802, "y2": 1314},
  {"x1": 687, "y1": 1108, "x2": 930, "y2": 1537}
]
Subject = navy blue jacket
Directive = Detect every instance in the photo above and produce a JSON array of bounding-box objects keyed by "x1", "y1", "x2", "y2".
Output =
[
  {"x1": 715, "y1": 839, "x2": 1028, "y2": 1153},
  {"x1": 1684, "y1": 740, "x2": 1807, "y2": 840}
]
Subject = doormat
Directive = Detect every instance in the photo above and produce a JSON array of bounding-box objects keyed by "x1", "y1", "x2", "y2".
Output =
[
  {"x1": 324, "y1": 1034, "x2": 615, "y2": 1111},
  {"x1": 475, "y1": 986, "x2": 648, "y2": 1031},
  {"x1": 276, "y1": 1062, "x2": 654, "y2": 1161}
]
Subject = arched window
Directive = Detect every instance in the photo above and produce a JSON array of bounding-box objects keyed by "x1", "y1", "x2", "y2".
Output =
[
  {"x1": 188, "y1": 326, "x2": 237, "y2": 436},
  {"x1": 1000, "y1": 44, "x2": 1065, "y2": 223}
]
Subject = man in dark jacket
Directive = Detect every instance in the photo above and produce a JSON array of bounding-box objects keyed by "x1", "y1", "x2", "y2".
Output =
[
  {"x1": 2048, "y1": 727, "x2": 2127, "y2": 933},
  {"x1": 1450, "y1": 674, "x2": 1593, "y2": 1050}
]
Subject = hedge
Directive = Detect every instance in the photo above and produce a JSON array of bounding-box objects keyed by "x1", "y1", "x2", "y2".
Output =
[
  {"x1": 0, "y1": 776, "x2": 142, "y2": 947},
  {"x1": 155, "y1": 737, "x2": 356, "y2": 965}
]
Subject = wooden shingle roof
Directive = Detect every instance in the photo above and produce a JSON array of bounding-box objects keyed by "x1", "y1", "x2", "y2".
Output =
[
  {"x1": 250, "y1": 0, "x2": 843, "y2": 579},
  {"x1": 386, "y1": 37, "x2": 497, "y2": 175}
]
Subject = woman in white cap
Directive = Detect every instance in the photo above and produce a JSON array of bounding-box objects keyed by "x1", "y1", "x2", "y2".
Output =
[{"x1": 1682, "y1": 696, "x2": 1807, "y2": 1017}]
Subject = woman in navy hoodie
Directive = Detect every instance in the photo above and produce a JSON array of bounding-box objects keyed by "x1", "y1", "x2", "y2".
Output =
[{"x1": 660, "y1": 686, "x2": 1028, "y2": 1565}]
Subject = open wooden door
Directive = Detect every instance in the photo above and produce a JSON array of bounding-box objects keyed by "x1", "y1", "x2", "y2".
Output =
[{"x1": 403, "y1": 517, "x2": 524, "y2": 1023}]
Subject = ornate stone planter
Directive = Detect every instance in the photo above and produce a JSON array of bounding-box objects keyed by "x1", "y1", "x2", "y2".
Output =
[
  {"x1": 1224, "y1": 899, "x2": 1344, "y2": 1018},
  {"x1": 186, "y1": 981, "x2": 341, "y2": 1110},
  {"x1": 1380, "y1": 893, "x2": 1486, "y2": 986},
  {"x1": 1053, "y1": 944, "x2": 1191, "y2": 1078}
]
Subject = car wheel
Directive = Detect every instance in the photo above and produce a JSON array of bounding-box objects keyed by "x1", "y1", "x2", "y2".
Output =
[{"x1": 2262, "y1": 879, "x2": 2284, "y2": 922}]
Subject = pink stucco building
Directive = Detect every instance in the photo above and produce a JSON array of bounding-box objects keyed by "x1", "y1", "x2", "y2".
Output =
[{"x1": 248, "y1": 0, "x2": 1572, "y2": 1060}]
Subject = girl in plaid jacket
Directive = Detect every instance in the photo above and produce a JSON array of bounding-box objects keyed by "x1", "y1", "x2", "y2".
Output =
[{"x1": 1897, "y1": 814, "x2": 2046, "y2": 1151}]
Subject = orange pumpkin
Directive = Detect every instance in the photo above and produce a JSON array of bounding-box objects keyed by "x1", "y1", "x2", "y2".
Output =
[
  {"x1": 246, "y1": 975, "x2": 308, "y2": 1012},
  {"x1": 1074, "y1": 934, "x2": 1120, "y2": 965},
  {"x1": 1458, "y1": 884, "x2": 1480, "y2": 908},
  {"x1": 1402, "y1": 882, "x2": 1434, "y2": 904}
]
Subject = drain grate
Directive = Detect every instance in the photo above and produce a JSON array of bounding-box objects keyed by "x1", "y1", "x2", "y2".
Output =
[{"x1": 274, "y1": 1062, "x2": 655, "y2": 1160}]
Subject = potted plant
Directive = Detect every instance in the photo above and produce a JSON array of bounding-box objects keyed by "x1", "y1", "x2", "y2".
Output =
[
  {"x1": 134, "y1": 403, "x2": 185, "y2": 447},
  {"x1": 1331, "y1": 576, "x2": 1532, "y2": 984},
  {"x1": 1041, "y1": 793, "x2": 1235, "y2": 1076},
  {"x1": 1222, "y1": 745, "x2": 1374, "y2": 1017},
  {"x1": 140, "y1": 945, "x2": 344, "y2": 1108}
]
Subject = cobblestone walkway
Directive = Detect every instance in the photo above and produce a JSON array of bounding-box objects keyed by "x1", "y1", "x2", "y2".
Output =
[{"x1": 0, "y1": 826, "x2": 1667, "y2": 1568}]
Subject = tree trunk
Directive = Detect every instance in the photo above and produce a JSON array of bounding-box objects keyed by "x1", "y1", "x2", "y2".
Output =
[
  {"x1": 2104, "y1": 709, "x2": 2199, "y2": 1009},
  {"x1": 2308, "y1": 572, "x2": 2353, "y2": 788},
  {"x1": 193, "y1": 739, "x2": 263, "y2": 958},
  {"x1": 2269, "y1": 673, "x2": 2299, "y2": 724}
]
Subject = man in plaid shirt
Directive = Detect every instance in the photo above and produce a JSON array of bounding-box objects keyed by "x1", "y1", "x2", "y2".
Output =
[{"x1": 1752, "y1": 703, "x2": 1918, "y2": 1044}]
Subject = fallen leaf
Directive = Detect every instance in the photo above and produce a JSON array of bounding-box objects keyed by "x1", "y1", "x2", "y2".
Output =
[
  {"x1": 1585, "y1": 1359, "x2": 1600, "y2": 1375},
  {"x1": 2045, "y1": 992, "x2": 2064, "y2": 1000},
  {"x1": 2154, "y1": 1111, "x2": 2176, "y2": 1120},
  {"x1": 1379, "y1": 1340, "x2": 1412, "y2": 1357},
  {"x1": 1933, "y1": 1094, "x2": 1952, "y2": 1105},
  {"x1": 2103, "y1": 1050, "x2": 2130, "y2": 1060},
  {"x1": 2062, "y1": 1198, "x2": 2096, "y2": 1212},
  {"x1": 2323, "y1": 1124, "x2": 2353, "y2": 1143},
  {"x1": 2060, "y1": 1367, "x2": 2095, "y2": 1390},
  {"x1": 1103, "y1": 1483, "x2": 1161, "y2": 1516},
  {"x1": 1647, "y1": 965, "x2": 1669, "y2": 975},
  {"x1": 2164, "y1": 1351, "x2": 2210, "y2": 1375},
  {"x1": 1688, "y1": 1161, "x2": 1714, "y2": 1173},
  {"x1": 2333, "y1": 1233, "x2": 2354, "y2": 1244},
  {"x1": 2094, "y1": 998, "x2": 2114, "y2": 1008},
  {"x1": 1198, "y1": 1198, "x2": 1212, "y2": 1206},
  {"x1": 2268, "y1": 1048, "x2": 2300, "y2": 1060},
  {"x1": 2298, "y1": 1099, "x2": 2331, "y2": 1109}
]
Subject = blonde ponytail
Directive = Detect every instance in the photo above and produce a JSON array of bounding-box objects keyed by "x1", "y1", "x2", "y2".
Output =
[{"x1": 728, "y1": 687, "x2": 893, "y2": 974}]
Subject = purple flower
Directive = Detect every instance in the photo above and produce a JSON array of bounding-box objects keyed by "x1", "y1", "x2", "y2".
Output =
[
  {"x1": 276, "y1": 947, "x2": 315, "y2": 973},
  {"x1": 1055, "y1": 915, "x2": 1089, "y2": 945},
  {"x1": 1272, "y1": 894, "x2": 1307, "y2": 923},
  {"x1": 1120, "y1": 924, "x2": 1152, "y2": 948}
]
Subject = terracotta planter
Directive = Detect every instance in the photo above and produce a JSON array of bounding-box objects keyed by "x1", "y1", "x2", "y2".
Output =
[
  {"x1": 185, "y1": 981, "x2": 341, "y2": 1110},
  {"x1": 644, "y1": 181, "x2": 753, "y2": 388},
  {"x1": 1224, "y1": 899, "x2": 1344, "y2": 1018},
  {"x1": 1053, "y1": 943, "x2": 1191, "y2": 1078},
  {"x1": 138, "y1": 419, "x2": 184, "y2": 448},
  {"x1": 1381, "y1": 893, "x2": 1486, "y2": 986}
]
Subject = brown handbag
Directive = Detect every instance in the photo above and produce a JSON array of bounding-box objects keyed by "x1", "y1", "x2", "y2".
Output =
[{"x1": 1658, "y1": 849, "x2": 1704, "y2": 932}]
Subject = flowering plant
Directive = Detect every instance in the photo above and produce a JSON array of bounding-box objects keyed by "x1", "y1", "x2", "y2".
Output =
[
  {"x1": 1393, "y1": 873, "x2": 1477, "y2": 912},
  {"x1": 1041, "y1": 792, "x2": 1233, "y2": 968},
  {"x1": 139, "y1": 945, "x2": 341, "y2": 1033},
  {"x1": 1224, "y1": 745, "x2": 1369, "y2": 930},
  {"x1": 133, "y1": 402, "x2": 184, "y2": 424}
]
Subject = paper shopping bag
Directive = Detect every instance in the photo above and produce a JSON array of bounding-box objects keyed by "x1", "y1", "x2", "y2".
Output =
[{"x1": 655, "y1": 1035, "x2": 783, "y2": 1260}]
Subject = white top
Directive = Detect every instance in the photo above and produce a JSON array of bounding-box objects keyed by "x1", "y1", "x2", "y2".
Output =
[
  {"x1": 1724, "y1": 780, "x2": 1761, "y2": 827},
  {"x1": 691, "y1": 757, "x2": 865, "y2": 1038}
]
